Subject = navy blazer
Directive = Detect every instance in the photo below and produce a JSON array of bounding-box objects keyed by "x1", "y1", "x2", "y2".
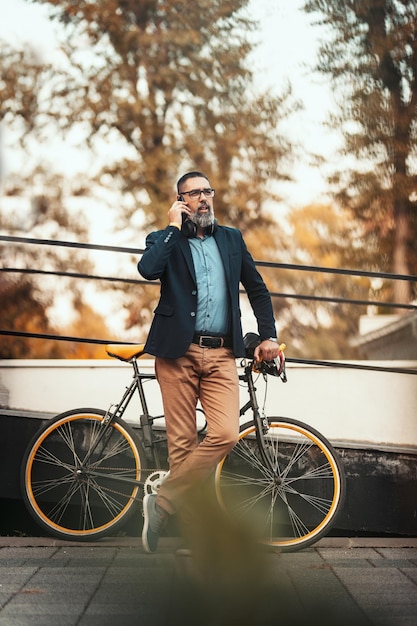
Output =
[{"x1": 138, "y1": 224, "x2": 276, "y2": 359}]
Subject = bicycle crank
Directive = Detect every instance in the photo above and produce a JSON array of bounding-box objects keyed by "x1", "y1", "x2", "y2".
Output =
[{"x1": 144, "y1": 470, "x2": 169, "y2": 495}]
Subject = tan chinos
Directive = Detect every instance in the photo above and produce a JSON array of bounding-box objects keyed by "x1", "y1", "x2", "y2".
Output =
[{"x1": 154, "y1": 343, "x2": 240, "y2": 516}]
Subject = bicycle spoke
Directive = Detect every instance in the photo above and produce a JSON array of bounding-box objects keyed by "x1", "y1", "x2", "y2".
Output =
[
  {"x1": 24, "y1": 412, "x2": 144, "y2": 538},
  {"x1": 31, "y1": 474, "x2": 76, "y2": 497},
  {"x1": 282, "y1": 495, "x2": 310, "y2": 538},
  {"x1": 216, "y1": 419, "x2": 344, "y2": 550},
  {"x1": 219, "y1": 471, "x2": 270, "y2": 488},
  {"x1": 85, "y1": 477, "x2": 133, "y2": 517},
  {"x1": 279, "y1": 477, "x2": 331, "y2": 509},
  {"x1": 279, "y1": 441, "x2": 314, "y2": 481},
  {"x1": 46, "y1": 480, "x2": 85, "y2": 526},
  {"x1": 221, "y1": 474, "x2": 274, "y2": 515},
  {"x1": 54, "y1": 421, "x2": 84, "y2": 466},
  {"x1": 285, "y1": 461, "x2": 336, "y2": 483},
  {"x1": 232, "y1": 439, "x2": 274, "y2": 480},
  {"x1": 91, "y1": 436, "x2": 137, "y2": 471},
  {"x1": 32, "y1": 444, "x2": 77, "y2": 473}
]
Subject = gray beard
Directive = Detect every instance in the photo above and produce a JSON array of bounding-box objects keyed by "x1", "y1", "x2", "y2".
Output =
[{"x1": 190, "y1": 207, "x2": 214, "y2": 229}]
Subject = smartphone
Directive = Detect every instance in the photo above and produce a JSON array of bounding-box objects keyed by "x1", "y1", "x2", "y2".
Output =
[{"x1": 178, "y1": 195, "x2": 188, "y2": 225}]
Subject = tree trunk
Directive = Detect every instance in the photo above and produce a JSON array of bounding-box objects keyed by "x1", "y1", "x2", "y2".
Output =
[{"x1": 392, "y1": 198, "x2": 411, "y2": 308}]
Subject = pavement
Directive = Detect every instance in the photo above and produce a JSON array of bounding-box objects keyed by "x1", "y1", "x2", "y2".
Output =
[{"x1": 0, "y1": 535, "x2": 416, "y2": 626}]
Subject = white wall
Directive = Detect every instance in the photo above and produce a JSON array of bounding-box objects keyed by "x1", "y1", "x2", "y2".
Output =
[{"x1": 1, "y1": 359, "x2": 416, "y2": 454}]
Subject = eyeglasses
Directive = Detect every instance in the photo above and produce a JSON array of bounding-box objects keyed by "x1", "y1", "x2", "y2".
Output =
[{"x1": 179, "y1": 188, "x2": 215, "y2": 199}]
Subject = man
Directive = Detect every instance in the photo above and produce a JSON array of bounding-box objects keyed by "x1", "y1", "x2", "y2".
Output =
[{"x1": 138, "y1": 171, "x2": 282, "y2": 553}]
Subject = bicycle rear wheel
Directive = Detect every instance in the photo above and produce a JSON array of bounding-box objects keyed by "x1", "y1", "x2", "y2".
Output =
[
  {"x1": 21, "y1": 408, "x2": 146, "y2": 541},
  {"x1": 215, "y1": 417, "x2": 345, "y2": 551}
]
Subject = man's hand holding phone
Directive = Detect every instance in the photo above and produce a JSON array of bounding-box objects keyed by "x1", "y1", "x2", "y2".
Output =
[{"x1": 168, "y1": 196, "x2": 189, "y2": 228}]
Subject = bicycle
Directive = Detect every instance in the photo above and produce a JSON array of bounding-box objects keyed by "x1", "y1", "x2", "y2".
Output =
[{"x1": 21, "y1": 336, "x2": 345, "y2": 552}]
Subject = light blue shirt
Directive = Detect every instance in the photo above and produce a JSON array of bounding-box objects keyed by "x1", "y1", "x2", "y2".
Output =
[{"x1": 188, "y1": 236, "x2": 230, "y2": 335}]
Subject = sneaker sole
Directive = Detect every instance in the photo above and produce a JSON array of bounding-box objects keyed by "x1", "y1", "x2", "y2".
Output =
[{"x1": 141, "y1": 493, "x2": 154, "y2": 553}]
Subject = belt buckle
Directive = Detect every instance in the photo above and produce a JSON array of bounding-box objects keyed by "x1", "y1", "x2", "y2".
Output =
[{"x1": 198, "y1": 335, "x2": 223, "y2": 348}]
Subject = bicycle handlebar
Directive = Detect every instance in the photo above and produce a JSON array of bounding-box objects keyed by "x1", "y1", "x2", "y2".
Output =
[{"x1": 250, "y1": 342, "x2": 287, "y2": 382}]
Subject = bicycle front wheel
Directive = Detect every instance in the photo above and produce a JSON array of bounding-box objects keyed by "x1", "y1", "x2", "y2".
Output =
[
  {"x1": 21, "y1": 408, "x2": 146, "y2": 541},
  {"x1": 215, "y1": 417, "x2": 345, "y2": 551}
]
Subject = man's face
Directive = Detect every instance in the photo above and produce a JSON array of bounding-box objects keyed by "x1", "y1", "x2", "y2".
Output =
[{"x1": 179, "y1": 176, "x2": 215, "y2": 228}]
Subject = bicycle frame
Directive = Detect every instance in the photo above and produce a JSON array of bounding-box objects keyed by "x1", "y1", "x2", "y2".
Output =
[
  {"x1": 239, "y1": 361, "x2": 279, "y2": 473},
  {"x1": 82, "y1": 358, "x2": 167, "y2": 471},
  {"x1": 82, "y1": 355, "x2": 277, "y2": 480}
]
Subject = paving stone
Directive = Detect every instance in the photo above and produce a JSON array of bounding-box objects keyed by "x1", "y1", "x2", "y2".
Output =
[
  {"x1": 323, "y1": 559, "x2": 375, "y2": 568},
  {"x1": 376, "y1": 548, "x2": 417, "y2": 560},
  {"x1": 6, "y1": 589, "x2": 93, "y2": 604},
  {"x1": 30, "y1": 566, "x2": 105, "y2": 581},
  {"x1": 400, "y1": 567, "x2": 417, "y2": 583},
  {"x1": 355, "y1": 593, "x2": 417, "y2": 609},
  {"x1": 78, "y1": 615, "x2": 157, "y2": 626},
  {"x1": 0, "y1": 602, "x2": 85, "y2": 615},
  {"x1": 0, "y1": 617, "x2": 79, "y2": 626},
  {"x1": 0, "y1": 548, "x2": 57, "y2": 560},
  {"x1": 1, "y1": 538, "x2": 417, "y2": 625},
  {"x1": 318, "y1": 547, "x2": 383, "y2": 560},
  {"x1": 370, "y1": 558, "x2": 417, "y2": 568},
  {"x1": 0, "y1": 569, "x2": 37, "y2": 582},
  {"x1": 53, "y1": 547, "x2": 117, "y2": 559},
  {"x1": 334, "y1": 566, "x2": 417, "y2": 590}
]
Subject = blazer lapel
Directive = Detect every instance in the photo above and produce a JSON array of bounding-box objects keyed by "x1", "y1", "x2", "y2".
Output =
[{"x1": 178, "y1": 236, "x2": 197, "y2": 284}]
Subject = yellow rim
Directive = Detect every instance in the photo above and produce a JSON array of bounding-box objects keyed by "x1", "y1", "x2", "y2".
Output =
[
  {"x1": 215, "y1": 420, "x2": 342, "y2": 547},
  {"x1": 25, "y1": 413, "x2": 141, "y2": 536}
]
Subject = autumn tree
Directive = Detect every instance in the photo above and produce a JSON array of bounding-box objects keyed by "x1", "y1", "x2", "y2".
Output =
[
  {"x1": 0, "y1": 273, "x2": 115, "y2": 358},
  {"x1": 0, "y1": 167, "x2": 116, "y2": 357},
  {"x1": 303, "y1": 0, "x2": 417, "y2": 306},
  {"x1": 1, "y1": 0, "x2": 297, "y2": 228},
  {"x1": 1, "y1": 0, "x2": 300, "y2": 342},
  {"x1": 0, "y1": 275, "x2": 62, "y2": 358},
  {"x1": 257, "y1": 202, "x2": 371, "y2": 359}
]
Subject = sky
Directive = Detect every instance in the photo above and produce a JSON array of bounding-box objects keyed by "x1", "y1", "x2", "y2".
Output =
[
  {"x1": 248, "y1": 0, "x2": 340, "y2": 207},
  {"x1": 0, "y1": 0, "x2": 339, "y2": 208}
]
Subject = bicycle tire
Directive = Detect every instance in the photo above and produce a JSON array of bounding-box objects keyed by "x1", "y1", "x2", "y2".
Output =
[
  {"x1": 215, "y1": 417, "x2": 345, "y2": 552},
  {"x1": 21, "y1": 408, "x2": 146, "y2": 541}
]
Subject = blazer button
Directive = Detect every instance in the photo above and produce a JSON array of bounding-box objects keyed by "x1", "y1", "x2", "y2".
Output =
[
  {"x1": 190, "y1": 312, "x2": 196, "y2": 317},
  {"x1": 191, "y1": 290, "x2": 197, "y2": 296}
]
